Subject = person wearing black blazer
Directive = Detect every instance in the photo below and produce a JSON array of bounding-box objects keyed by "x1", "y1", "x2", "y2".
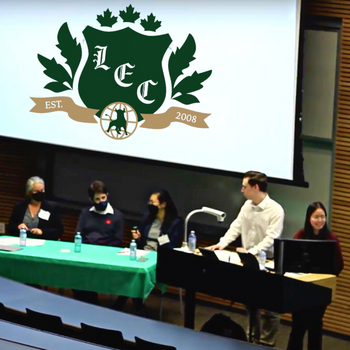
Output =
[
  {"x1": 113, "y1": 189, "x2": 183, "y2": 311},
  {"x1": 7, "y1": 176, "x2": 63, "y2": 240}
]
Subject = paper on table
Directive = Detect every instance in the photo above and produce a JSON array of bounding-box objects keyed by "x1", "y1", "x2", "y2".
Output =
[
  {"x1": 285, "y1": 272, "x2": 311, "y2": 278},
  {"x1": 25, "y1": 239, "x2": 45, "y2": 246},
  {"x1": 214, "y1": 250, "x2": 241, "y2": 264},
  {"x1": 0, "y1": 237, "x2": 18, "y2": 246},
  {"x1": 117, "y1": 248, "x2": 151, "y2": 257},
  {"x1": 265, "y1": 260, "x2": 274, "y2": 270},
  {"x1": 0, "y1": 237, "x2": 45, "y2": 247}
]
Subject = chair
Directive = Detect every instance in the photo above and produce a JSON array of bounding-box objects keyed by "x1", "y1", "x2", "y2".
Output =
[
  {"x1": 81, "y1": 322, "x2": 125, "y2": 349},
  {"x1": 1, "y1": 302, "x2": 27, "y2": 325},
  {"x1": 135, "y1": 336, "x2": 177, "y2": 350},
  {"x1": 0, "y1": 302, "x2": 6, "y2": 319},
  {"x1": 26, "y1": 308, "x2": 64, "y2": 334}
]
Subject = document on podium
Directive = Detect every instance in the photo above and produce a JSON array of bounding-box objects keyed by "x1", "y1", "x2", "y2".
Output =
[{"x1": 214, "y1": 250, "x2": 241, "y2": 264}]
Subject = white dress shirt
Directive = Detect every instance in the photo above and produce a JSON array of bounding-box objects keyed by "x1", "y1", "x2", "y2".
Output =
[{"x1": 219, "y1": 194, "x2": 284, "y2": 257}]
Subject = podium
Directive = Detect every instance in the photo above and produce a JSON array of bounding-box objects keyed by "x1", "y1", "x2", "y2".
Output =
[{"x1": 156, "y1": 249, "x2": 333, "y2": 330}]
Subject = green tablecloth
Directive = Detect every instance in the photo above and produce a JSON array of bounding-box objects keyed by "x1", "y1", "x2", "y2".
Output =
[{"x1": 0, "y1": 237, "x2": 158, "y2": 299}]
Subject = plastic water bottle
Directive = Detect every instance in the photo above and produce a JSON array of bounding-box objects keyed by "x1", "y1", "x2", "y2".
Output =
[
  {"x1": 19, "y1": 228, "x2": 27, "y2": 247},
  {"x1": 258, "y1": 250, "x2": 266, "y2": 270},
  {"x1": 74, "y1": 232, "x2": 82, "y2": 253},
  {"x1": 188, "y1": 231, "x2": 197, "y2": 253},
  {"x1": 130, "y1": 239, "x2": 137, "y2": 260}
]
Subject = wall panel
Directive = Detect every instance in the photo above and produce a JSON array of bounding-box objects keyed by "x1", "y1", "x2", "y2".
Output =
[
  {"x1": 305, "y1": 0, "x2": 350, "y2": 337},
  {"x1": 0, "y1": 0, "x2": 349, "y2": 338}
]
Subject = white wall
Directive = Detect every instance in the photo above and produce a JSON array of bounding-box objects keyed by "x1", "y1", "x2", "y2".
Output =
[{"x1": 53, "y1": 28, "x2": 338, "y2": 240}]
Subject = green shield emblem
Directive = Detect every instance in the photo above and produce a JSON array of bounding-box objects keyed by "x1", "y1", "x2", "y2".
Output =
[{"x1": 79, "y1": 26, "x2": 171, "y2": 120}]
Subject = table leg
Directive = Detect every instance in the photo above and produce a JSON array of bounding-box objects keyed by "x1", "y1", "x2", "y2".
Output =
[
  {"x1": 248, "y1": 306, "x2": 257, "y2": 343},
  {"x1": 184, "y1": 286, "x2": 196, "y2": 329}
]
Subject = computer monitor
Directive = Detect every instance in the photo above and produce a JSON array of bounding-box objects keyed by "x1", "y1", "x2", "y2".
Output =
[{"x1": 274, "y1": 238, "x2": 338, "y2": 275}]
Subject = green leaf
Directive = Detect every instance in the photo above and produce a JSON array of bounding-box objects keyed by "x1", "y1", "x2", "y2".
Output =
[
  {"x1": 140, "y1": 13, "x2": 161, "y2": 32},
  {"x1": 38, "y1": 54, "x2": 73, "y2": 88},
  {"x1": 173, "y1": 94, "x2": 199, "y2": 105},
  {"x1": 56, "y1": 22, "x2": 82, "y2": 80},
  {"x1": 173, "y1": 70, "x2": 212, "y2": 97},
  {"x1": 97, "y1": 8, "x2": 118, "y2": 27},
  {"x1": 44, "y1": 82, "x2": 71, "y2": 93},
  {"x1": 119, "y1": 4, "x2": 140, "y2": 23},
  {"x1": 169, "y1": 34, "x2": 196, "y2": 88}
]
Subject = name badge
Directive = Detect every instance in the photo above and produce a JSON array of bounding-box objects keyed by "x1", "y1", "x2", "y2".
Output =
[
  {"x1": 38, "y1": 209, "x2": 51, "y2": 221},
  {"x1": 158, "y1": 234, "x2": 170, "y2": 246}
]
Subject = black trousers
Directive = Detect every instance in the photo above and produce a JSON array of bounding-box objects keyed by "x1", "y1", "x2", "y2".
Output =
[
  {"x1": 112, "y1": 295, "x2": 144, "y2": 311},
  {"x1": 72, "y1": 289, "x2": 99, "y2": 305},
  {"x1": 287, "y1": 305, "x2": 327, "y2": 350}
]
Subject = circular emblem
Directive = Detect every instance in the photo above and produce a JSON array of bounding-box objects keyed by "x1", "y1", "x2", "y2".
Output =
[{"x1": 100, "y1": 102, "x2": 138, "y2": 139}]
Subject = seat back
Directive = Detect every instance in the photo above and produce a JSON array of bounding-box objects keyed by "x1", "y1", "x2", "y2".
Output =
[
  {"x1": 26, "y1": 308, "x2": 63, "y2": 333},
  {"x1": 201, "y1": 313, "x2": 247, "y2": 342},
  {"x1": 0, "y1": 302, "x2": 6, "y2": 318},
  {"x1": 81, "y1": 322, "x2": 125, "y2": 348},
  {"x1": 135, "y1": 336, "x2": 177, "y2": 350}
]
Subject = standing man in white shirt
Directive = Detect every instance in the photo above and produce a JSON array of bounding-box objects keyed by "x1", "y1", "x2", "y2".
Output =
[{"x1": 208, "y1": 171, "x2": 284, "y2": 347}]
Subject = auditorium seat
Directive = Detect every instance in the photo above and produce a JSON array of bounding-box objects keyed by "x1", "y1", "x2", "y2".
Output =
[
  {"x1": 81, "y1": 322, "x2": 125, "y2": 349},
  {"x1": 0, "y1": 302, "x2": 6, "y2": 319},
  {"x1": 26, "y1": 308, "x2": 64, "y2": 334},
  {"x1": 135, "y1": 336, "x2": 177, "y2": 350}
]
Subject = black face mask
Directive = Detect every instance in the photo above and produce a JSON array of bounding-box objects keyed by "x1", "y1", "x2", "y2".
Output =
[
  {"x1": 32, "y1": 192, "x2": 45, "y2": 202},
  {"x1": 148, "y1": 204, "x2": 159, "y2": 217},
  {"x1": 94, "y1": 201, "x2": 108, "y2": 211}
]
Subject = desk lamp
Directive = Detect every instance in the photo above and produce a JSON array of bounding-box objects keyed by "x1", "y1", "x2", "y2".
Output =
[{"x1": 181, "y1": 207, "x2": 226, "y2": 252}]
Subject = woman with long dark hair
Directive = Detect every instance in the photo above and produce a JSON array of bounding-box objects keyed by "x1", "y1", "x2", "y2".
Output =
[
  {"x1": 132, "y1": 190, "x2": 183, "y2": 250},
  {"x1": 287, "y1": 202, "x2": 343, "y2": 350},
  {"x1": 113, "y1": 190, "x2": 183, "y2": 311}
]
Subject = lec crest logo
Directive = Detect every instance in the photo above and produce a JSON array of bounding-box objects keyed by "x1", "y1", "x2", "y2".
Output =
[{"x1": 30, "y1": 5, "x2": 212, "y2": 140}]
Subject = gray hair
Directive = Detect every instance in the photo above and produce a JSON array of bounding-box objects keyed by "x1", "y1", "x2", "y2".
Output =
[{"x1": 26, "y1": 176, "x2": 45, "y2": 196}]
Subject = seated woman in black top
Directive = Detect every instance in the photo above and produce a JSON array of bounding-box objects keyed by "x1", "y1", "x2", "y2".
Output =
[
  {"x1": 72, "y1": 180, "x2": 124, "y2": 305},
  {"x1": 76, "y1": 180, "x2": 124, "y2": 247},
  {"x1": 113, "y1": 190, "x2": 183, "y2": 311},
  {"x1": 132, "y1": 190, "x2": 183, "y2": 250},
  {"x1": 7, "y1": 176, "x2": 63, "y2": 240}
]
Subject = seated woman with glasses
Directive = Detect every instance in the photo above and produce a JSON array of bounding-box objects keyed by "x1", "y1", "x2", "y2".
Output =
[
  {"x1": 7, "y1": 176, "x2": 63, "y2": 240},
  {"x1": 113, "y1": 189, "x2": 183, "y2": 311},
  {"x1": 287, "y1": 202, "x2": 343, "y2": 350}
]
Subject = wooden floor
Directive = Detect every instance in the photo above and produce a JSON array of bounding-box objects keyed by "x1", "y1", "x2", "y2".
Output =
[{"x1": 55, "y1": 288, "x2": 350, "y2": 350}]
